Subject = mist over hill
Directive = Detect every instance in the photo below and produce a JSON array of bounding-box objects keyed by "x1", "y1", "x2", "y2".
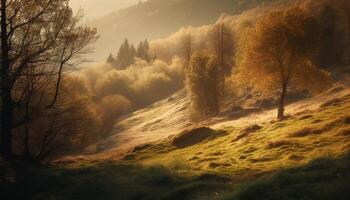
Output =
[
  {"x1": 69, "y1": 0, "x2": 139, "y2": 20},
  {"x1": 89, "y1": 0, "x2": 287, "y2": 61}
]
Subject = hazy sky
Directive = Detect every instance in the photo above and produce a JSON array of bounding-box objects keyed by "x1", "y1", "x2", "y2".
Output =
[{"x1": 69, "y1": 0, "x2": 140, "y2": 20}]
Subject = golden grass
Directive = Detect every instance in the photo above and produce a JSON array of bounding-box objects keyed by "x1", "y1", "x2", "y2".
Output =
[{"x1": 128, "y1": 95, "x2": 350, "y2": 179}]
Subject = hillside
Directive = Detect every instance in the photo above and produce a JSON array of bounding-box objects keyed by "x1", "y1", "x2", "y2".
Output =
[
  {"x1": 6, "y1": 76, "x2": 350, "y2": 200},
  {"x1": 58, "y1": 71, "x2": 350, "y2": 166},
  {"x1": 89, "y1": 0, "x2": 287, "y2": 60}
]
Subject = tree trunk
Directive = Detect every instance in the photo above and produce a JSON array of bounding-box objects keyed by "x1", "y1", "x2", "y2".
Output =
[
  {"x1": 277, "y1": 83, "x2": 287, "y2": 121},
  {"x1": 1, "y1": 0, "x2": 13, "y2": 157},
  {"x1": 1, "y1": 90, "x2": 13, "y2": 157}
]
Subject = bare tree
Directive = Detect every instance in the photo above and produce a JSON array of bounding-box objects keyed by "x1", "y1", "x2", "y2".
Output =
[
  {"x1": 208, "y1": 23, "x2": 235, "y2": 107},
  {"x1": 181, "y1": 30, "x2": 193, "y2": 66},
  {"x1": 0, "y1": 0, "x2": 97, "y2": 157},
  {"x1": 209, "y1": 23, "x2": 235, "y2": 76}
]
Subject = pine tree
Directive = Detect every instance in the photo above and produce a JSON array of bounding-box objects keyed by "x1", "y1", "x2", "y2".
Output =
[
  {"x1": 107, "y1": 53, "x2": 117, "y2": 66},
  {"x1": 116, "y1": 38, "x2": 136, "y2": 69},
  {"x1": 136, "y1": 39, "x2": 151, "y2": 62}
]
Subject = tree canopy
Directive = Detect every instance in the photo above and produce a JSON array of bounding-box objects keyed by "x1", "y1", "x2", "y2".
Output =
[{"x1": 235, "y1": 7, "x2": 331, "y2": 120}]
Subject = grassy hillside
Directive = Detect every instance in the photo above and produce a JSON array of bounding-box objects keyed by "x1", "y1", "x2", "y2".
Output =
[
  {"x1": 123, "y1": 87, "x2": 350, "y2": 177},
  {"x1": 90, "y1": 0, "x2": 288, "y2": 60},
  {"x1": 1, "y1": 87, "x2": 350, "y2": 200}
]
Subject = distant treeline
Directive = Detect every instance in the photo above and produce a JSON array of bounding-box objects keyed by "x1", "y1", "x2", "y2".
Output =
[{"x1": 107, "y1": 39, "x2": 156, "y2": 69}]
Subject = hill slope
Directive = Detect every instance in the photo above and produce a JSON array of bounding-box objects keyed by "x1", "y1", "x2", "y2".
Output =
[
  {"x1": 38, "y1": 78, "x2": 350, "y2": 200},
  {"x1": 59, "y1": 75, "x2": 350, "y2": 167}
]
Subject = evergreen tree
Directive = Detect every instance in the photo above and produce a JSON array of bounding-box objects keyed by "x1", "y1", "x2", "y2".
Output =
[
  {"x1": 136, "y1": 39, "x2": 151, "y2": 62},
  {"x1": 107, "y1": 53, "x2": 117, "y2": 66},
  {"x1": 116, "y1": 38, "x2": 135, "y2": 69},
  {"x1": 143, "y1": 39, "x2": 151, "y2": 62}
]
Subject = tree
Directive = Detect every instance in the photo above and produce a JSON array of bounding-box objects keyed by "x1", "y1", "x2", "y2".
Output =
[
  {"x1": 107, "y1": 53, "x2": 117, "y2": 66},
  {"x1": 116, "y1": 38, "x2": 136, "y2": 69},
  {"x1": 186, "y1": 52, "x2": 221, "y2": 118},
  {"x1": 0, "y1": 0, "x2": 97, "y2": 157},
  {"x1": 181, "y1": 31, "x2": 193, "y2": 66},
  {"x1": 208, "y1": 23, "x2": 235, "y2": 103},
  {"x1": 316, "y1": 0, "x2": 350, "y2": 67},
  {"x1": 235, "y1": 7, "x2": 330, "y2": 121},
  {"x1": 209, "y1": 23, "x2": 235, "y2": 76},
  {"x1": 136, "y1": 39, "x2": 151, "y2": 62}
]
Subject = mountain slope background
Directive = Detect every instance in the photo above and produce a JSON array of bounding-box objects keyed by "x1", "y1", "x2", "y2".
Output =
[{"x1": 89, "y1": 0, "x2": 287, "y2": 60}]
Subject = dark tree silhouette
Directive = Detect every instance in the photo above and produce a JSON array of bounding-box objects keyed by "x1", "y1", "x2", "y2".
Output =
[{"x1": 0, "y1": 0, "x2": 97, "y2": 157}]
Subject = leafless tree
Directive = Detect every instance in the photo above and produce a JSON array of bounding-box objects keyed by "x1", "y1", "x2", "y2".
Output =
[{"x1": 0, "y1": 0, "x2": 97, "y2": 158}]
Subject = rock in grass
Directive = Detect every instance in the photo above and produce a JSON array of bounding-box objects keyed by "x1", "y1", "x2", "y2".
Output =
[{"x1": 171, "y1": 127, "x2": 226, "y2": 148}]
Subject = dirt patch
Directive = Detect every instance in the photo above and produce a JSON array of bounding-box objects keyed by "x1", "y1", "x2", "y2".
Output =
[
  {"x1": 312, "y1": 119, "x2": 323, "y2": 124},
  {"x1": 232, "y1": 124, "x2": 262, "y2": 142},
  {"x1": 343, "y1": 116, "x2": 350, "y2": 124},
  {"x1": 289, "y1": 128, "x2": 315, "y2": 138},
  {"x1": 267, "y1": 140, "x2": 293, "y2": 149},
  {"x1": 249, "y1": 156, "x2": 276, "y2": 163},
  {"x1": 299, "y1": 115, "x2": 313, "y2": 120},
  {"x1": 340, "y1": 128, "x2": 350, "y2": 136},
  {"x1": 189, "y1": 156, "x2": 200, "y2": 161},
  {"x1": 210, "y1": 151, "x2": 225, "y2": 156},
  {"x1": 208, "y1": 162, "x2": 232, "y2": 168},
  {"x1": 130, "y1": 143, "x2": 153, "y2": 153},
  {"x1": 288, "y1": 154, "x2": 305, "y2": 161},
  {"x1": 171, "y1": 127, "x2": 226, "y2": 148}
]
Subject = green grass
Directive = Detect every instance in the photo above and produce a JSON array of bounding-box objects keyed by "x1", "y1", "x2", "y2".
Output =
[
  {"x1": 1, "y1": 152, "x2": 350, "y2": 200},
  {"x1": 0, "y1": 161, "x2": 234, "y2": 200},
  {"x1": 223, "y1": 153, "x2": 350, "y2": 200}
]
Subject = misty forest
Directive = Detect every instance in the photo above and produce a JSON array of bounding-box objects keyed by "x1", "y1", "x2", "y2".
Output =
[{"x1": 1, "y1": 0, "x2": 350, "y2": 199}]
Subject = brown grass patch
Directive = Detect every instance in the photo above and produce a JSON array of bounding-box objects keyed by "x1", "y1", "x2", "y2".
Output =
[
  {"x1": 208, "y1": 162, "x2": 232, "y2": 168},
  {"x1": 299, "y1": 115, "x2": 313, "y2": 120},
  {"x1": 131, "y1": 143, "x2": 153, "y2": 153},
  {"x1": 340, "y1": 128, "x2": 350, "y2": 136},
  {"x1": 232, "y1": 124, "x2": 262, "y2": 142},
  {"x1": 343, "y1": 116, "x2": 350, "y2": 124},
  {"x1": 288, "y1": 154, "x2": 305, "y2": 161},
  {"x1": 288, "y1": 127, "x2": 324, "y2": 138},
  {"x1": 171, "y1": 127, "x2": 226, "y2": 148},
  {"x1": 320, "y1": 97, "x2": 345, "y2": 108},
  {"x1": 267, "y1": 140, "x2": 293, "y2": 149},
  {"x1": 289, "y1": 128, "x2": 314, "y2": 137}
]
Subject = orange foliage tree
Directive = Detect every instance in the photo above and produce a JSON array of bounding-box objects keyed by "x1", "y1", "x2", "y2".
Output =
[{"x1": 235, "y1": 7, "x2": 331, "y2": 120}]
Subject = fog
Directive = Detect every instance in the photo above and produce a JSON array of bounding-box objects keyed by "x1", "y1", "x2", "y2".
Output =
[
  {"x1": 76, "y1": 58, "x2": 184, "y2": 123},
  {"x1": 69, "y1": 0, "x2": 139, "y2": 20}
]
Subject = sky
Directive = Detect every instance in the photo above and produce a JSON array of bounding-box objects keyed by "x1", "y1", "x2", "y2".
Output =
[{"x1": 69, "y1": 0, "x2": 140, "y2": 20}]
